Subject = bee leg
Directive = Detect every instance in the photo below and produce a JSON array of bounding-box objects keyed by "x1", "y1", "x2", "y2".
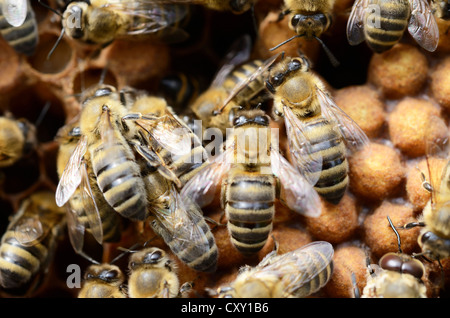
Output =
[
  {"x1": 203, "y1": 216, "x2": 225, "y2": 230},
  {"x1": 351, "y1": 272, "x2": 361, "y2": 298},
  {"x1": 275, "y1": 8, "x2": 291, "y2": 22}
]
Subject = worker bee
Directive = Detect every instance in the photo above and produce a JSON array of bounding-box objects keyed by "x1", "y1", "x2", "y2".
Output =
[
  {"x1": 190, "y1": 35, "x2": 277, "y2": 136},
  {"x1": 59, "y1": 0, "x2": 191, "y2": 46},
  {"x1": 55, "y1": 85, "x2": 149, "y2": 222},
  {"x1": 127, "y1": 247, "x2": 193, "y2": 298},
  {"x1": 78, "y1": 263, "x2": 127, "y2": 298},
  {"x1": 0, "y1": 114, "x2": 37, "y2": 168},
  {"x1": 214, "y1": 241, "x2": 334, "y2": 298},
  {"x1": 277, "y1": 0, "x2": 335, "y2": 40},
  {"x1": 0, "y1": 191, "x2": 66, "y2": 294},
  {"x1": 347, "y1": 0, "x2": 439, "y2": 53},
  {"x1": 399, "y1": 143, "x2": 450, "y2": 267},
  {"x1": 0, "y1": 0, "x2": 38, "y2": 55},
  {"x1": 122, "y1": 93, "x2": 218, "y2": 272},
  {"x1": 181, "y1": 108, "x2": 321, "y2": 255},
  {"x1": 431, "y1": 0, "x2": 450, "y2": 20},
  {"x1": 55, "y1": 121, "x2": 122, "y2": 256},
  {"x1": 361, "y1": 216, "x2": 427, "y2": 298},
  {"x1": 265, "y1": 55, "x2": 369, "y2": 204}
]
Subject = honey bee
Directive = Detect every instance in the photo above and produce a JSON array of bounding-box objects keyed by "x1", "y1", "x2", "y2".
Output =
[
  {"x1": 122, "y1": 93, "x2": 218, "y2": 272},
  {"x1": 214, "y1": 241, "x2": 334, "y2": 298},
  {"x1": 265, "y1": 55, "x2": 369, "y2": 205},
  {"x1": 78, "y1": 263, "x2": 127, "y2": 298},
  {"x1": 126, "y1": 247, "x2": 185, "y2": 298},
  {"x1": 56, "y1": 85, "x2": 149, "y2": 222},
  {"x1": 0, "y1": 0, "x2": 38, "y2": 55},
  {"x1": 277, "y1": 0, "x2": 335, "y2": 40},
  {"x1": 399, "y1": 145, "x2": 450, "y2": 268},
  {"x1": 55, "y1": 121, "x2": 122, "y2": 256},
  {"x1": 60, "y1": 0, "x2": 191, "y2": 46},
  {"x1": 181, "y1": 108, "x2": 321, "y2": 255},
  {"x1": 347, "y1": 0, "x2": 439, "y2": 53},
  {"x1": 431, "y1": 0, "x2": 450, "y2": 20},
  {"x1": 0, "y1": 191, "x2": 66, "y2": 294},
  {"x1": 190, "y1": 35, "x2": 277, "y2": 135},
  {"x1": 0, "y1": 114, "x2": 37, "y2": 168},
  {"x1": 361, "y1": 216, "x2": 427, "y2": 298}
]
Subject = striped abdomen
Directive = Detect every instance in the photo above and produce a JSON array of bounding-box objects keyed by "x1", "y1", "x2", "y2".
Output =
[
  {"x1": 69, "y1": 182, "x2": 122, "y2": 243},
  {"x1": 302, "y1": 115, "x2": 348, "y2": 204},
  {"x1": 0, "y1": 0, "x2": 38, "y2": 56},
  {"x1": 90, "y1": 138, "x2": 148, "y2": 221},
  {"x1": 293, "y1": 249, "x2": 334, "y2": 298},
  {"x1": 364, "y1": 0, "x2": 410, "y2": 53},
  {"x1": 224, "y1": 169, "x2": 276, "y2": 255},
  {"x1": 223, "y1": 59, "x2": 267, "y2": 107}
]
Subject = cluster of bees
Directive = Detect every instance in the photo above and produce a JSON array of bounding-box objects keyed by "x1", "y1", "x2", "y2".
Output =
[{"x1": 0, "y1": 0, "x2": 448, "y2": 298}]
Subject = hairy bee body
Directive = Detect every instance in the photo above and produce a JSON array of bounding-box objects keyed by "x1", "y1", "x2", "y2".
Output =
[
  {"x1": 0, "y1": 115, "x2": 37, "y2": 168},
  {"x1": 126, "y1": 94, "x2": 217, "y2": 272},
  {"x1": 63, "y1": 0, "x2": 191, "y2": 45},
  {"x1": 78, "y1": 264, "x2": 127, "y2": 298},
  {"x1": 266, "y1": 56, "x2": 368, "y2": 205},
  {"x1": 364, "y1": 0, "x2": 410, "y2": 53},
  {"x1": 0, "y1": 0, "x2": 38, "y2": 55},
  {"x1": 347, "y1": 0, "x2": 439, "y2": 53},
  {"x1": 223, "y1": 167, "x2": 277, "y2": 255},
  {"x1": 219, "y1": 241, "x2": 334, "y2": 298},
  {"x1": 281, "y1": 0, "x2": 335, "y2": 39},
  {"x1": 296, "y1": 115, "x2": 349, "y2": 204},
  {"x1": 56, "y1": 125, "x2": 122, "y2": 245},
  {"x1": 127, "y1": 247, "x2": 180, "y2": 298},
  {"x1": 0, "y1": 192, "x2": 66, "y2": 293}
]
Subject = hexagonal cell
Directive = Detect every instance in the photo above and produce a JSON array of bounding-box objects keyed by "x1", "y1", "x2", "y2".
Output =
[
  {"x1": 4, "y1": 83, "x2": 66, "y2": 143},
  {"x1": 27, "y1": 31, "x2": 74, "y2": 75}
]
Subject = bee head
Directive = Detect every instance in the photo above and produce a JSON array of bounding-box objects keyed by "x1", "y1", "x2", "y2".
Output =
[
  {"x1": 289, "y1": 13, "x2": 330, "y2": 40},
  {"x1": 63, "y1": 2, "x2": 89, "y2": 40}
]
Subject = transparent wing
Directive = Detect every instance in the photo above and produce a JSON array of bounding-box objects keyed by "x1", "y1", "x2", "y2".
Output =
[
  {"x1": 284, "y1": 106, "x2": 323, "y2": 186},
  {"x1": 220, "y1": 52, "x2": 281, "y2": 112},
  {"x1": 408, "y1": 0, "x2": 439, "y2": 52},
  {"x1": 2, "y1": 0, "x2": 28, "y2": 27},
  {"x1": 79, "y1": 162, "x2": 103, "y2": 245},
  {"x1": 250, "y1": 242, "x2": 334, "y2": 296},
  {"x1": 134, "y1": 111, "x2": 194, "y2": 158},
  {"x1": 151, "y1": 185, "x2": 211, "y2": 255},
  {"x1": 210, "y1": 34, "x2": 252, "y2": 88},
  {"x1": 346, "y1": 0, "x2": 368, "y2": 45},
  {"x1": 180, "y1": 144, "x2": 233, "y2": 207},
  {"x1": 317, "y1": 87, "x2": 370, "y2": 154},
  {"x1": 65, "y1": 203, "x2": 85, "y2": 254},
  {"x1": 101, "y1": 1, "x2": 189, "y2": 35},
  {"x1": 55, "y1": 135, "x2": 88, "y2": 207},
  {"x1": 271, "y1": 149, "x2": 321, "y2": 217},
  {"x1": 14, "y1": 216, "x2": 45, "y2": 246}
]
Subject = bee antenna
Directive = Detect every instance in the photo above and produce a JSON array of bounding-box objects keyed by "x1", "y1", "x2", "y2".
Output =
[
  {"x1": 47, "y1": 28, "x2": 66, "y2": 60},
  {"x1": 111, "y1": 243, "x2": 141, "y2": 264},
  {"x1": 38, "y1": 0, "x2": 63, "y2": 17},
  {"x1": 387, "y1": 215, "x2": 403, "y2": 254},
  {"x1": 313, "y1": 36, "x2": 340, "y2": 68},
  {"x1": 35, "y1": 101, "x2": 51, "y2": 127},
  {"x1": 269, "y1": 34, "x2": 305, "y2": 51}
]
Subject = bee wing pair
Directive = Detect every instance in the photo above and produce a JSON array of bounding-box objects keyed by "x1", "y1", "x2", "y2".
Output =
[
  {"x1": 284, "y1": 86, "x2": 369, "y2": 186},
  {"x1": 101, "y1": 0, "x2": 189, "y2": 38},
  {"x1": 249, "y1": 241, "x2": 334, "y2": 296},
  {"x1": 181, "y1": 138, "x2": 321, "y2": 217},
  {"x1": 151, "y1": 184, "x2": 212, "y2": 255},
  {"x1": 347, "y1": 0, "x2": 439, "y2": 52}
]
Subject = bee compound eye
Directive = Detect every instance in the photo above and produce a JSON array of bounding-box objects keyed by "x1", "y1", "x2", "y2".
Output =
[
  {"x1": 105, "y1": 270, "x2": 118, "y2": 280},
  {"x1": 401, "y1": 260, "x2": 424, "y2": 279},
  {"x1": 150, "y1": 250, "x2": 162, "y2": 262},
  {"x1": 379, "y1": 254, "x2": 402, "y2": 272},
  {"x1": 95, "y1": 87, "x2": 113, "y2": 97},
  {"x1": 289, "y1": 59, "x2": 301, "y2": 71},
  {"x1": 291, "y1": 14, "x2": 302, "y2": 27}
]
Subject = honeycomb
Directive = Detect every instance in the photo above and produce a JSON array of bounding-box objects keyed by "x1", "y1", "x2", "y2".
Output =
[{"x1": 0, "y1": 0, "x2": 449, "y2": 299}]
